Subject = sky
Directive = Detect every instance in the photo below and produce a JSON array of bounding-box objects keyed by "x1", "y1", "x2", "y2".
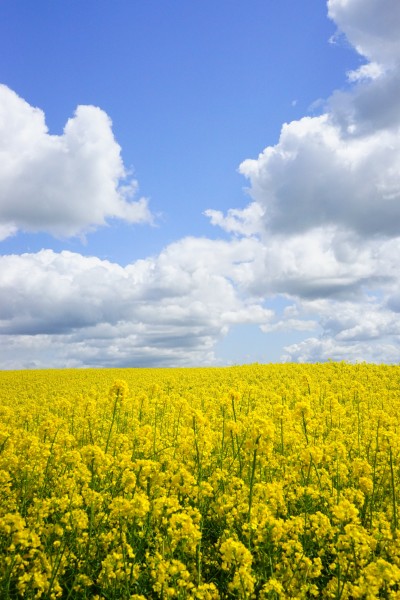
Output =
[{"x1": 0, "y1": 0, "x2": 400, "y2": 369}]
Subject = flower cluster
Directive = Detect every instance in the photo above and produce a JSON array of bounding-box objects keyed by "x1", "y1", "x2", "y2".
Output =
[{"x1": 1, "y1": 363, "x2": 400, "y2": 597}]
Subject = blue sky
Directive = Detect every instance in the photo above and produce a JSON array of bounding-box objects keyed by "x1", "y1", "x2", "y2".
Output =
[{"x1": 1, "y1": 0, "x2": 400, "y2": 368}]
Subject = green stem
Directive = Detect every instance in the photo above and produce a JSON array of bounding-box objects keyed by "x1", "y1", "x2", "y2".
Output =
[
  {"x1": 248, "y1": 435, "x2": 260, "y2": 547},
  {"x1": 105, "y1": 389, "x2": 120, "y2": 454},
  {"x1": 389, "y1": 446, "x2": 397, "y2": 537}
]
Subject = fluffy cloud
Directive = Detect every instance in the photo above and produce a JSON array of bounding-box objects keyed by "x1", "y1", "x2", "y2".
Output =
[
  {"x1": 204, "y1": 203, "x2": 265, "y2": 238},
  {"x1": 283, "y1": 337, "x2": 400, "y2": 364},
  {"x1": 282, "y1": 297, "x2": 400, "y2": 363},
  {"x1": 3, "y1": 226, "x2": 399, "y2": 368},
  {"x1": 0, "y1": 242, "x2": 273, "y2": 368},
  {"x1": 239, "y1": 111, "x2": 400, "y2": 238},
  {"x1": 235, "y1": 0, "x2": 400, "y2": 241},
  {"x1": 204, "y1": 0, "x2": 400, "y2": 363},
  {"x1": 327, "y1": 0, "x2": 400, "y2": 66},
  {"x1": 0, "y1": 85, "x2": 152, "y2": 239}
]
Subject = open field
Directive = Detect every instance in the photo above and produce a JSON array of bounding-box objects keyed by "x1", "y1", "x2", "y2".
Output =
[{"x1": 1, "y1": 363, "x2": 400, "y2": 598}]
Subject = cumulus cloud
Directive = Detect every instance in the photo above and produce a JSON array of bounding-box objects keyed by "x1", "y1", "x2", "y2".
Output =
[
  {"x1": 0, "y1": 243, "x2": 273, "y2": 368},
  {"x1": 346, "y1": 62, "x2": 383, "y2": 82},
  {"x1": 203, "y1": 0, "x2": 400, "y2": 363},
  {"x1": 233, "y1": 0, "x2": 400, "y2": 242},
  {"x1": 204, "y1": 203, "x2": 265, "y2": 237},
  {"x1": 239, "y1": 112, "x2": 400, "y2": 238},
  {"x1": 282, "y1": 297, "x2": 400, "y2": 363},
  {"x1": 0, "y1": 85, "x2": 152, "y2": 239},
  {"x1": 4, "y1": 226, "x2": 399, "y2": 368},
  {"x1": 327, "y1": 0, "x2": 400, "y2": 67},
  {"x1": 203, "y1": 0, "x2": 400, "y2": 244},
  {"x1": 283, "y1": 337, "x2": 400, "y2": 364}
]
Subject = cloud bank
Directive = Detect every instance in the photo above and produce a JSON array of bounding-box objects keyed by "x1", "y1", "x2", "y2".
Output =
[
  {"x1": 0, "y1": 85, "x2": 152, "y2": 239},
  {"x1": 0, "y1": 242, "x2": 272, "y2": 368}
]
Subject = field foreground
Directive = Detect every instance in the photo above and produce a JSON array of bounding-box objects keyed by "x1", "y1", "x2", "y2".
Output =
[{"x1": 1, "y1": 363, "x2": 400, "y2": 599}]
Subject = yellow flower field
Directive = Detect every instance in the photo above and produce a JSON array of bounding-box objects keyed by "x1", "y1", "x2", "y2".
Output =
[{"x1": 1, "y1": 363, "x2": 400, "y2": 599}]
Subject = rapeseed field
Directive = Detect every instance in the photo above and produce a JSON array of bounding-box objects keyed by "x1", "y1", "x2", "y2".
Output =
[{"x1": 1, "y1": 363, "x2": 400, "y2": 599}]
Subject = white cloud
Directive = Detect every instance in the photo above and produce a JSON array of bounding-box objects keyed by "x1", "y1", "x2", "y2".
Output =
[
  {"x1": 5, "y1": 224, "x2": 399, "y2": 367},
  {"x1": 211, "y1": 0, "x2": 400, "y2": 244},
  {"x1": 275, "y1": 284, "x2": 400, "y2": 362},
  {"x1": 204, "y1": 0, "x2": 400, "y2": 363},
  {"x1": 0, "y1": 243, "x2": 273, "y2": 368},
  {"x1": 0, "y1": 85, "x2": 152, "y2": 238},
  {"x1": 327, "y1": 0, "x2": 400, "y2": 67},
  {"x1": 282, "y1": 337, "x2": 400, "y2": 364},
  {"x1": 206, "y1": 224, "x2": 397, "y2": 301},
  {"x1": 0, "y1": 224, "x2": 17, "y2": 242},
  {"x1": 347, "y1": 62, "x2": 383, "y2": 82},
  {"x1": 238, "y1": 114, "x2": 400, "y2": 238},
  {"x1": 204, "y1": 203, "x2": 265, "y2": 237}
]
